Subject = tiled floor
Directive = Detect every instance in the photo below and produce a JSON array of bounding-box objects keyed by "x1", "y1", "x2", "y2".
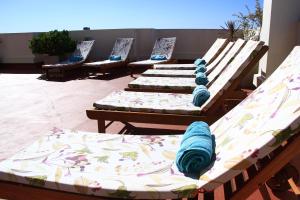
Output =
[{"x1": 0, "y1": 72, "x2": 298, "y2": 199}]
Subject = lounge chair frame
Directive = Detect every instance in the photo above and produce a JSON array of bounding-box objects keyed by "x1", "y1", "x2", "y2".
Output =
[
  {"x1": 85, "y1": 38, "x2": 134, "y2": 75},
  {"x1": 125, "y1": 46, "x2": 268, "y2": 94},
  {"x1": 87, "y1": 46, "x2": 268, "y2": 133},
  {"x1": 0, "y1": 130, "x2": 298, "y2": 200},
  {"x1": 128, "y1": 37, "x2": 177, "y2": 77},
  {"x1": 42, "y1": 40, "x2": 95, "y2": 80}
]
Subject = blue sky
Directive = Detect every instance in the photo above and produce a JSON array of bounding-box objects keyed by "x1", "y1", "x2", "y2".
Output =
[{"x1": 1, "y1": 0, "x2": 263, "y2": 33}]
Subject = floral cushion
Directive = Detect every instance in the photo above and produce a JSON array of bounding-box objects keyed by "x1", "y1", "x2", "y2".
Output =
[
  {"x1": 142, "y1": 41, "x2": 240, "y2": 79},
  {"x1": 94, "y1": 90, "x2": 202, "y2": 115},
  {"x1": 154, "y1": 63, "x2": 196, "y2": 70},
  {"x1": 142, "y1": 69, "x2": 196, "y2": 78},
  {"x1": 128, "y1": 77, "x2": 197, "y2": 91},
  {"x1": 207, "y1": 39, "x2": 245, "y2": 84},
  {"x1": 83, "y1": 60, "x2": 122, "y2": 67},
  {"x1": 129, "y1": 59, "x2": 169, "y2": 66},
  {"x1": 202, "y1": 38, "x2": 228, "y2": 64},
  {"x1": 1, "y1": 45, "x2": 300, "y2": 198},
  {"x1": 110, "y1": 38, "x2": 134, "y2": 61},
  {"x1": 202, "y1": 40, "x2": 264, "y2": 112},
  {"x1": 205, "y1": 42, "x2": 234, "y2": 73},
  {"x1": 151, "y1": 37, "x2": 176, "y2": 60}
]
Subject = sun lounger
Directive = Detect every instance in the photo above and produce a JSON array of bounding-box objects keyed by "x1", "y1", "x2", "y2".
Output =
[
  {"x1": 83, "y1": 38, "x2": 134, "y2": 75},
  {"x1": 153, "y1": 38, "x2": 229, "y2": 71},
  {"x1": 143, "y1": 41, "x2": 235, "y2": 78},
  {"x1": 42, "y1": 40, "x2": 95, "y2": 79},
  {"x1": 126, "y1": 39, "x2": 260, "y2": 94},
  {"x1": 87, "y1": 41, "x2": 268, "y2": 133},
  {"x1": 128, "y1": 37, "x2": 176, "y2": 76},
  {"x1": 1, "y1": 47, "x2": 300, "y2": 199}
]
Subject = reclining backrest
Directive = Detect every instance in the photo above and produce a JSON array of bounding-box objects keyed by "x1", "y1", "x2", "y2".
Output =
[
  {"x1": 198, "y1": 46, "x2": 300, "y2": 190},
  {"x1": 73, "y1": 40, "x2": 95, "y2": 61},
  {"x1": 150, "y1": 37, "x2": 176, "y2": 60},
  {"x1": 203, "y1": 38, "x2": 229, "y2": 65},
  {"x1": 110, "y1": 38, "x2": 134, "y2": 61},
  {"x1": 202, "y1": 40, "x2": 265, "y2": 112}
]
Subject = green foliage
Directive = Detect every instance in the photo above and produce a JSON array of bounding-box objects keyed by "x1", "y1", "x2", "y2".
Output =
[
  {"x1": 221, "y1": 20, "x2": 239, "y2": 41},
  {"x1": 233, "y1": 0, "x2": 263, "y2": 40},
  {"x1": 29, "y1": 30, "x2": 76, "y2": 56}
]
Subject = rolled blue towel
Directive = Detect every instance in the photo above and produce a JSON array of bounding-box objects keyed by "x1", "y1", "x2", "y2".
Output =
[
  {"x1": 194, "y1": 58, "x2": 206, "y2": 66},
  {"x1": 195, "y1": 72, "x2": 209, "y2": 86},
  {"x1": 194, "y1": 64, "x2": 207, "y2": 74},
  {"x1": 109, "y1": 55, "x2": 122, "y2": 61},
  {"x1": 69, "y1": 55, "x2": 83, "y2": 62},
  {"x1": 150, "y1": 55, "x2": 167, "y2": 60},
  {"x1": 176, "y1": 121, "x2": 215, "y2": 176},
  {"x1": 192, "y1": 85, "x2": 210, "y2": 107}
]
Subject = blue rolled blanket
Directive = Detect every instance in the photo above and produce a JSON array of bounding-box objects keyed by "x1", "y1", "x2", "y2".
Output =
[
  {"x1": 69, "y1": 55, "x2": 83, "y2": 62},
  {"x1": 195, "y1": 72, "x2": 209, "y2": 86},
  {"x1": 194, "y1": 58, "x2": 206, "y2": 66},
  {"x1": 109, "y1": 55, "x2": 122, "y2": 61},
  {"x1": 194, "y1": 64, "x2": 207, "y2": 74},
  {"x1": 176, "y1": 121, "x2": 215, "y2": 177},
  {"x1": 192, "y1": 85, "x2": 210, "y2": 107},
  {"x1": 150, "y1": 55, "x2": 167, "y2": 60}
]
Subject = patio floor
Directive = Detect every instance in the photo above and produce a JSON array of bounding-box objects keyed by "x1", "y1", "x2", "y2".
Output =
[{"x1": 0, "y1": 70, "x2": 298, "y2": 200}]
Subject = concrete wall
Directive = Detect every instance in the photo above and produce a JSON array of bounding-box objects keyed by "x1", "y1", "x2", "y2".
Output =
[
  {"x1": 0, "y1": 33, "x2": 35, "y2": 63},
  {"x1": 0, "y1": 28, "x2": 227, "y2": 64},
  {"x1": 254, "y1": 0, "x2": 300, "y2": 86}
]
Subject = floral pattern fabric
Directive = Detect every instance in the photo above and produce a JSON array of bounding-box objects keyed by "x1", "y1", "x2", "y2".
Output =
[
  {"x1": 0, "y1": 46, "x2": 300, "y2": 199},
  {"x1": 94, "y1": 90, "x2": 201, "y2": 115},
  {"x1": 142, "y1": 41, "x2": 239, "y2": 79},
  {"x1": 202, "y1": 38, "x2": 228, "y2": 64},
  {"x1": 110, "y1": 38, "x2": 134, "y2": 61},
  {"x1": 142, "y1": 69, "x2": 196, "y2": 78},
  {"x1": 154, "y1": 63, "x2": 196, "y2": 70},
  {"x1": 130, "y1": 39, "x2": 246, "y2": 91},
  {"x1": 151, "y1": 37, "x2": 176, "y2": 60},
  {"x1": 43, "y1": 40, "x2": 95, "y2": 68},
  {"x1": 201, "y1": 40, "x2": 264, "y2": 112},
  {"x1": 128, "y1": 77, "x2": 197, "y2": 91}
]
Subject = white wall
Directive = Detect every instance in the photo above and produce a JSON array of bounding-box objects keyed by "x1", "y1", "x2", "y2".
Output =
[
  {"x1": 0, "y1": 28, "x2": 227, "y2": 64},
  {"x1": 255, "y1": 0, "x2": 300, "y2": 86}
]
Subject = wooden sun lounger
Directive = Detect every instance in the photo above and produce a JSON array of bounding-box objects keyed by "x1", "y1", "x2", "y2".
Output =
[
  {"x1": 83, "y1": 38, "x2": 134, "y2": 75},
  {"x1": 86, "y1": 45, "x2": 268, "y2": 133},
  {"x1": 42, "y1": 40, "x2": 95, "y2": 80},
  {"x1": 1, "y1": 46, "x2": 300, "y2": 199},
  {"x1": 124, "y1": 39, "x2": 250, "y2": 93},
  {"x1": 128, "y1": 37, "x2": 176, "y2": 77}
]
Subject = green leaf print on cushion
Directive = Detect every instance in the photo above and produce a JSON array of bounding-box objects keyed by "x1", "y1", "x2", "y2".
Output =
[
  {"x1": 25, "y1": 175, "x2": 47, "y2": 187},
  {"x1": 119, "y1": 152, "x2": 138, "y2": 161},
  {"x1": 171, "y1": 184, "x2": 198, "y2": 198},
  {"x1": 270, "y1": 127, "x2": 296, "y2": 147},
  {"x1": 109, "y1": 184, "x2": 135, "y2": 199},
  {"x1": 96, "y1": 156, "x2": 109, "y2": 163}
]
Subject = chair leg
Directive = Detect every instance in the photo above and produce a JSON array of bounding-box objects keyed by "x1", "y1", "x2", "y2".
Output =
[{"x1": 97, "y1": 120, "x2": 106, "y2": 133}]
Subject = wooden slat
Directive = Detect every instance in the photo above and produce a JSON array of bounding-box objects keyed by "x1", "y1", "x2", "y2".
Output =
[
  {"x1": 235, "y1": 173, "x2": 246, "y2": 190},
  {"x1": 231, "y1": 133, "x2": 300, "y2": 200},
  {"x1": 203, "y1": 191, "x2": 214, "y2": 200},
  {"x1": 223, "y1": 180, "x2": 233, "y2": 200}
]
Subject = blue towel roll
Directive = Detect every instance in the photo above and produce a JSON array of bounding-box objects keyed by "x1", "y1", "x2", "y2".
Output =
[
  {"x1": 151, "y1": 55, "x2": 167, "y2": 60},
  {"x1": 176, "y1": 121, "x2": 215, "y2": 177},
  {"x1": 69, "y1": 55, "x2": 83, "y2": 62},
  {"x1": 194, "y1": 58, "x2": 206, "y2": 66},
  {"x1": 194, "y1": 64, "x2": 207, "y2": 74},
  {"x1": 192, "y1": 85, "x2": 210, "y2": 107},
  {"x1": 195, "y1": 72, "x2": 209, "y2": 86},
  {"x1": 109, "y1": 55, "x2": 122, "y2": 61}
]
